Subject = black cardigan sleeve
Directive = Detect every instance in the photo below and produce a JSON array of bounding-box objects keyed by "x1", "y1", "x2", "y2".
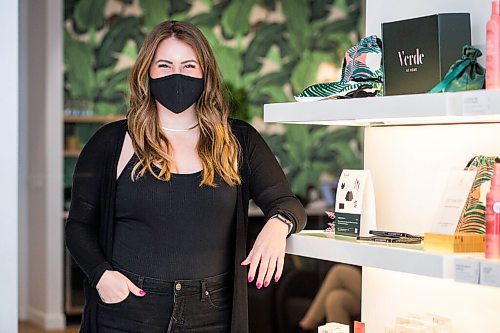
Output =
[
  {"x1": 64, "y1": 127, "x2": 113, "y2": 288},
  {"x1": 245, "y1": 122, "x2": 307, "y2": 235}
]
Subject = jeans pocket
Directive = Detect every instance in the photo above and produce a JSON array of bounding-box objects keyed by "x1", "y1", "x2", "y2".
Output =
[
  {"x1": 97, "y1": 291, "x2": 131, "y2": 306},
  {"x1": 97, "y1": 292, "x2": 144, "y2": 331},
  {"x1": 206, "y1": 286, "x2": 232, "y2": 311}
]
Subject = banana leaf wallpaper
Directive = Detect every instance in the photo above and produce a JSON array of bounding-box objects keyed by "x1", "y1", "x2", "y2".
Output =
[{"x1": 64, "y1": 0, "x2": 364, "y2": 201}]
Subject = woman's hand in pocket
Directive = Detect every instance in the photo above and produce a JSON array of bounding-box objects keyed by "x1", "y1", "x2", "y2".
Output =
[{"x1": 96, "y1": 270, "x2": 146, "y2": 304}]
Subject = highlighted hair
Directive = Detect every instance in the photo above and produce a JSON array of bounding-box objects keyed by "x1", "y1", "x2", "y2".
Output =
[{"x1": 127, "y1": 21, "x2": 242, "y2": 187}]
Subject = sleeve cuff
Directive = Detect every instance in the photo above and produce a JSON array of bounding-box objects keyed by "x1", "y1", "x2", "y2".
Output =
[
  {"x1": 88, "y1": 261, "x2": 113, "y2": 288},
  {"x1": 267, "y1": 209, "x2": 298, "y2": 238}
]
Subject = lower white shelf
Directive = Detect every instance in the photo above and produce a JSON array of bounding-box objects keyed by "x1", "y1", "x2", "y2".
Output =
[{"x1": 286, "y1": 230, "x2": 491, "y2": 280}]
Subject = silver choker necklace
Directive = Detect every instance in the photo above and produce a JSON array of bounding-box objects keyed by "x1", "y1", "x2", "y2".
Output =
[{"x1": 161, "y1": 123, "x2": 199, "y2": 132}]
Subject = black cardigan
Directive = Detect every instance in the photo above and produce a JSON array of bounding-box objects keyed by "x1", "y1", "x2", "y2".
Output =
[{"x1": 64, "y1": 118, "x2": 307, "y2": 332}]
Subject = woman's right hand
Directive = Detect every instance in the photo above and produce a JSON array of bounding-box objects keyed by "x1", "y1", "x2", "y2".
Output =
[{"x1": 96, "y1": 270, "x2": 146, "y2": 304}]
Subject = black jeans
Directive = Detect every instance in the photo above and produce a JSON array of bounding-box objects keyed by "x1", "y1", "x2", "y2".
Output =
[{"x1": 96, "y1": 263, "x2": 233, "y2": 332}]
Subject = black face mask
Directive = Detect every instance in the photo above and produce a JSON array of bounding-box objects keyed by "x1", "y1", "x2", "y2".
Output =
[{"x1": 149, "y1": 74, "x2": 204, "y2": 114}]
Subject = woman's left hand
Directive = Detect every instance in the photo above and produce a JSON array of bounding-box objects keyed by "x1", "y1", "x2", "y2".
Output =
[{"x1": 241, "y1": 217, "x2": 289, "y2": 289}]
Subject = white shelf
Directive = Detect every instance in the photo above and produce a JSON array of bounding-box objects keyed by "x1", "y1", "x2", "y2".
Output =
[
  {"x1": 264, "y1": 90, "x2": 500, "y2": 126},
  {"x1": 286, "y1": 231, "x2": 482, "y2": 279}
]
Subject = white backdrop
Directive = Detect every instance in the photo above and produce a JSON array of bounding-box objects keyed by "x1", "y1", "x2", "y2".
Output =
[
  {"x1": 0, "y1": 1, "x2": 19, "y2": 332},
  {"x1": 366, "y1": 0, "x2": 491, "y2": 66}
]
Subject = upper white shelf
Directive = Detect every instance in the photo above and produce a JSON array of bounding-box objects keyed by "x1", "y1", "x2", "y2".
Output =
[
  {"x1": 286, "y1": 231, "x2": 486, "y2": 279},
  {"x1": 264, "y1": 89, "x2": 500, "y2": 126}
]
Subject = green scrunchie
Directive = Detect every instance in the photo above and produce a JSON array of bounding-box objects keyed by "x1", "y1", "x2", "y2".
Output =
[{"x1": 429, "y1": 45, "x2": 485, "y2": 93}]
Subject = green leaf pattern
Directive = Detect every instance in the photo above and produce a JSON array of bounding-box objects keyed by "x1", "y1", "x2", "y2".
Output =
[
  {"x1": 64, "y1": 0, "x2": 363, "y2": 198},
  {"x1": 459, "y1": 156, "x2": 500, "y2": 234}
]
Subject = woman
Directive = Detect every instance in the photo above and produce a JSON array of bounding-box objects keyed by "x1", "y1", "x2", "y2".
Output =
[{"x1": 65, "y1": 20, "x2": 306, "y2": 333}]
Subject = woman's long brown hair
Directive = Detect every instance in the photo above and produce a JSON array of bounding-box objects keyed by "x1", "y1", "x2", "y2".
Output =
[{"x1": 127, "y1": 21, "x2": 242, "y2": 187}]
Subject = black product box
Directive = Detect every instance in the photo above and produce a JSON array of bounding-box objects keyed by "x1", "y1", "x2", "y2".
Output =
[{"x1": 382, "y1": 13, "x2": 471, "y2": 96}]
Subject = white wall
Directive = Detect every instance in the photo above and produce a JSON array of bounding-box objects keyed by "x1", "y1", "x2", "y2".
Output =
[
  {"x1": 365, "y1": 123, "x2": 500, "y2": 235},
  {"x1": 19, "y1": 0, "x2": 65, "y2": 329},
  {"x1": 363, "y1": 124, "x2": 500, "y2": 332},
  {"x1": 366, "y1": 0, "x2": 491, "y2": 65},
  {"x1": 362, "y1": 267, "x2": 500, "y2": 332},
  {"x1": 44, "y1": 0, "x2": 64, "y2": 327},
  {"x1": 19, "y1": 0, "x2": 29, "y2": 322},
  {"x1": 0, "y1": 1, "x2": 19, "y2": 332}
]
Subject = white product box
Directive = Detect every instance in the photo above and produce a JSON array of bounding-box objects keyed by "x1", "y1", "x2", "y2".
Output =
[
  {"x1": 454, "y1": 257, "x2": 480, "y2": 284},
  {"x1": 318, "y1": 322, "x2": 350, "y2": 333},
  {"x1": 480, "y1": 260, "x2": 500, "y2": 287}
]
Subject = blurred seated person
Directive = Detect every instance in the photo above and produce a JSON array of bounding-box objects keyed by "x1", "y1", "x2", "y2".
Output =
[{"x1": 298, "y1": 264, "x2": 361, "y2": 331}]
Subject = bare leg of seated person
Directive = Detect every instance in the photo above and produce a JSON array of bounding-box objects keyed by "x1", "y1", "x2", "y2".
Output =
[
  {"x1": 299, "y1": 264, "x2": 361, "y2": 330},
  {"x1": 325, "y1": 289, "x2": 360, "y2": 324}
]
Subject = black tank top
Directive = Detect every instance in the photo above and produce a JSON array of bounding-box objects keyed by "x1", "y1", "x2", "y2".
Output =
[{"x1": 112, "y1": 153, "x2": 237, "y2": 280}]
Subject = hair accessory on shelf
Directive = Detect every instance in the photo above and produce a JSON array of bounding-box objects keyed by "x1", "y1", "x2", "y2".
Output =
[
  {"x1": 294, "y1": 35, "x2": 384, "y2": 102},
  {"x1": 458, "y1": 156, "x2": 500, "y2": 233},
  {"x1": 429, "y1": 45, "x2": 485, "y2": 93},
  {"x1": 326, "y1": 84, "x2": 380, "y2": 99}
]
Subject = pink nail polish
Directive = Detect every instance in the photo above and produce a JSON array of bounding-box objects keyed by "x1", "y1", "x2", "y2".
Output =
[
  {"x1": 139, "y1": 290, "x2": 146, "y2": 295},
  {"x1": 248, "y1": 276, "x2": 253, "y2": 283},
  {"x1": 275, "y1": 276, "x2": 280, "y2": 283},
  {"x1": 256, "y1": 282, "x2": 262, "y2": 289},
  {"x1": 264, "y1": 281, "x2": 269, "y2": 287}
]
